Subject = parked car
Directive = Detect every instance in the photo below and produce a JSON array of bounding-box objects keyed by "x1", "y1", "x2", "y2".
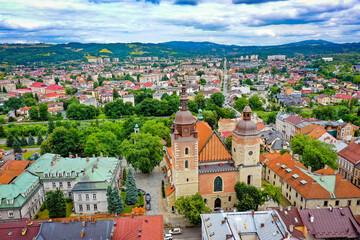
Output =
[
  {"x1": 164, "y1": 234, "x2": 172, "y2": 240},
  {"x1": 145, "y1": 193, "x2": 151, "y2": 203},
  {"x1": 138, "y1": 189, "x2": 146, "y2": 195},
  {"x1": 169, "y1": 228, "x2": 182, "y2": 235},
  {"x1": 145, "y1": 202, "x2": 151, "y2": 211}
]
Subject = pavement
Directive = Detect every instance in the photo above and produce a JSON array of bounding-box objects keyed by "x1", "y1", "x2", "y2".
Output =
[{"x1": 164, "y1": 228, "x2": 201, "y2": 240}]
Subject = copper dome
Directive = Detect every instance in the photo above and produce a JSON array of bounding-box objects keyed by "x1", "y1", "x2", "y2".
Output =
[
  {"x1": 233, "y1": 105, "x2": 259, "y2": 137},
  {"x1": 174, "y1": 110, "x2": 196, "y2": 125}
]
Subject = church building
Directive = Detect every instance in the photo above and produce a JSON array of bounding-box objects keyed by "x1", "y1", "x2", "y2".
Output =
[{"x1": 164, "y1": 81, "x2": 262, "y2": 211}]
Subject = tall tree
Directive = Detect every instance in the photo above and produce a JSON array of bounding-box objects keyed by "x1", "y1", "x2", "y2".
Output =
[
  {"x1": 6, "y1": 135, "x2": 14, "y2": 147},
  {"x1": 20, "y1": 136, "x2": 28, "y2": 146},
  {"x1": 175, "y1": 193, "x2": 211, "y2": 225},
  {"x1": 0, "y1": 125, "x2": 6, "y2": 138},
  {"x1": 46, "y1": 188, "x2": 66, "y2": 218},
  {"x1": 234, "y1": 182, "x2": 263, "y2": 211},
  {"x1": 210, "y1": 92, "x2": 225, "y2": 107},
  {"x1": 106, "y1": 186, "x2": 124, "y2": 214},
  {"x1": 28, "y1": 134, "x2": 35, "y2": 146},
  {"x1": 125, "y1": 170, "x2": 138, "y2": 205},
  {"x1": 12, "y1": 138, "x2": 22, "y2": 153},
  {"x1": 84, "y1": 131, "x2": 120, "y2": 157},
  {"x1": 120, "y1": 133, "x2": 163, "y2": 173},
  {"x1": 37, "y1": 133, "x2": 44, "y2": 145},
  {"x1": 38, "y1": 103, "x2": 48, "y2": 121},
  {"x1": 48, "y1": 116, "x2": 55, "y2": 134},
  {"x1": 40, "y1": 127, "x2": 78, "y2": 157},
  {"x1": 113, "y1": 88, "x2": 120, "y2": 99},
  {"x1": 5, "y1": 97, "x2": 24, "y2": 110},
  {"x1": 29, "y1": 106, "x2": 39, "y2": 121},
  {"x1": 195, "y1": 93, "x2": 205, "y2": 109},
  {"x1": 234, "y1": 97, "x2": 247, "y2": 112}
]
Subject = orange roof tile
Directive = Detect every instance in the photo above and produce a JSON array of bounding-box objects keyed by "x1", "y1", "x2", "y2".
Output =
[
  {"x1": 256, "y1": 122, "x2": 266, "y2": 132},
  {"x1": 166, "y1": 185, "x2": 175, "y2": 196},
  {"x1": 306, "y1": 126, "x2": 327, "y2": 139},
  {"x1": 196, "y1": 121, "x2": 212, "y2": 152},
  {"x1": 0, "y1": 160, "x2": 30, "y2": 184},
  {"x1": 314, "y1": 167, "x2": 335, "y2": 175},
  {"x1": 164, "y1": 155, "x2": 172, "y2": 172},
  {"x1": 260, "y1": 152, "x2": 281, "y2": 164},
  {"x1": 199, "y1": 132, "x2": 231, "y2": 162}
]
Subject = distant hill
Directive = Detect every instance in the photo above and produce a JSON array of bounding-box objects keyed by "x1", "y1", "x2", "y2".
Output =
[{"x1": 0, "y1": 40, "x2": 360, "y2": 64}]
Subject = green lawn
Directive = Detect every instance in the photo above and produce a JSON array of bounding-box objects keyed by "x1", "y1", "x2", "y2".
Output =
[
  {"x1": 23, "y1": 150, "x2": 38, "y2": 160},
  {"x1": 253, "y1": 110, "x2": 278, "y2": 122},
  {"x1": 0, "y1": 144, "x2": 40, "y2": 151},
  {"x1": 96, "y1": 114, "x2": 108, "y2": 119},
  {"x1": 36, "y1": 202, "x2": 73, "y2": 220}
]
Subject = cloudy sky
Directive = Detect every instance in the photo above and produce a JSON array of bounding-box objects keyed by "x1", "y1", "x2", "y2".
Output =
[{"x1": 0, "y1": 0, "x2": 359, "y2": 45}]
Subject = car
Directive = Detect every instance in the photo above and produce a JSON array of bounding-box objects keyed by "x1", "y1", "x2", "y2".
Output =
[
  {"x1": 138, "y1": 189, "x2": 146, "y2": 195},
  {"x1": 145, "y1": 193, "x2": 151, "y2": 203},
  {"x1": 145, "y1": 202, "x2": 151, "y2": 211},
  {"x1": 164, "y1": 234, "x2": 172, "y2": 240},
  {"x1": 169, "y1": 228, "x2": 182, "y2": 235}
]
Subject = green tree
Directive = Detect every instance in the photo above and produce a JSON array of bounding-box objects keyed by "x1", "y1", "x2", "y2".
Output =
[
  {"x1": 34, "y1": 93, "x2": 39, "y2": 101},
  {"x1": 46, "y1": 188, "x2": 66, "y2": 218},
  {"x1": 5, "y1": 97, "x2": 24, "y2": 110},
  {"x1": 234, "y1": 97, "x2": 247, "y2": 112},
  {"x1": 174, "y1": 193, "x2": 211, "y2": 225},
  {"x1": 210, "y1": 92, "x2": 225, "y2": 107},
  {"x1": 162, "y1": 180, "x2": 165, "y2": 198},
  {"x1": 120, "y1": 133, "x2": 163, "y2": 173},
  {"x1": 290, "y1": 134, "x2": 337, "y2": 171},
  {"x1": 280, "y1": 149, "x2": 290, "y2": 155},
  {"x1": 25, "y1": 98, "x2": 37, "y2": 107},
  {"x1": 28, "y1": 134, "x2": 35, "y2": 146},
  {"x1": 224, "y1": 134, "x2": 232, "y2": 152},
  {"x1": 122, "y1": 168, "x2": 127, "y2": 185},
  {"x1": 262, "y1": 183, "x2": 282, "y2": 206},
  {"x1": 93, "y1": 81, "x2": 99, "y2": 89},
  {"x1": 29, "y1": 106, "x2": 39, "y2": 121},
  {"x1": 6, "y1": 135, "x2": 14, "y2": 147},
  {"x1": 113, "y1": 88, "x2": 120, "y2": 99},
  {"x1": 249, "y1": 95, "x2": 262, "y2": 109},
  {"x1": 195, "y1": 93, "x2": 205, "y2": 109},
  {"x1": 12, "y1": 138, "x2": 22, "y2": 153},
  {"x1": 140, "y1": 120, "x2": 170, "y2": 139},
  {"x1": 37, "y1": 133, "x2": 44, "y2": 145},
  {"x1": 38, "y1": 103, "x2": 48, "y2": 121},
  {"x1": 202, "y1": 110, "x2": 218, "y2": 129},
  {"x1": 125, "y1": 170, "x2": 138, "y2": 205},
  {"x1": 20, "y1": 136, "x2": 28, "y2": 146},
  {"x1": 234, "y1": 182, "x2": 263, "y2": 211},
  {"x1": 199, "y1": 79, "x2": 206, "y2": 85},
  {"x1": 106, "y1": 186, "x2": 124, "y2": 214},
  {"x1": 0, "y1": 125, "x2": 6, "y2": 138},
  {"x1": 40, "y1": 127, "x2": 78, "y2": 157},
  {"x1": 267, "y1": 112, "x2": 277, "y2": 124},
  {"x1": 84, "y1": 131, "x2": 120, "y2": 157},
  {"x1": 48, "y1": 116, "x2": 55, "y2": 134}
]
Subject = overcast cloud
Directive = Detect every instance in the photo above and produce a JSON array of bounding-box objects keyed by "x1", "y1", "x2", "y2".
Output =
[{"x1": 0, "y1": 0, "x2": 359, "y2": 45}]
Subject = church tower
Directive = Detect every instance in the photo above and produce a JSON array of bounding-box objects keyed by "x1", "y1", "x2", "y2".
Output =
[
  {"x1": 232, "y1": 105, "x2": 262, "y2": 188},
  {"x1": 170, "y1": 81, "x2": 199, "y2": 198}
]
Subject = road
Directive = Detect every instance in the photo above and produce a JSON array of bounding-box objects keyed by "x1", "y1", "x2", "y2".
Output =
[{"x1": 165, "y1": 228, "x2": 201, "y2": 240}]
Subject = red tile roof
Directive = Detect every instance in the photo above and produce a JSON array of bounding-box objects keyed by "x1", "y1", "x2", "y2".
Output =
[
  {"x1": 46, "y1": 84, "x2": 64, "y2": 91},
  {"x1": 0, "y1": 218, "x2": 44, "y2": 240},
  {"x1": 30, "y1": 82, "x2": 47, "y2": 88},
  {"x1": 199, "y1": 132, "x2": 231, "y2": 162},
  {"x1": 0, "y1": 160, "x2": 30, "y2": 184},
  {"x1": 196, "y1": 121, "x2": 212, "y2": 152},
  {"x1": 285, "y1": 115, "x2": 303, "y2": 125},
  {"x1": 256, "y1": 122, "x2": 266, "y2": 132},
  {"x1": 113, "y1": 215, "x2": 163, "y2": 240},
  {"x1": 338, "y1": 143, "x2": 360, "y2": 165}
]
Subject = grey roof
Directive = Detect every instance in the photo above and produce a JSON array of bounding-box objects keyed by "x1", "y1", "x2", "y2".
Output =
[
  {"x1": 71, "y1": 181, "x2": 108, "y2": 192},
  {"x1": 272, "y1": 140, "x2": 285, "y2": 150},
  {"x1": 199, "y1": 163, "x2": 237, "y2": 174},
  {"x1": 201, "y1": 210, "x2": 290, "y2": 240},
  {"x1": 36, "y1": 220, "x2": 114, "y2": 240}
]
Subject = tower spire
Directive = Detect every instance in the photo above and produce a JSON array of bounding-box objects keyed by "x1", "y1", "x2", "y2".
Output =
[{"x1": 180, "y1": 80, "x2": 188, "y2": 111}]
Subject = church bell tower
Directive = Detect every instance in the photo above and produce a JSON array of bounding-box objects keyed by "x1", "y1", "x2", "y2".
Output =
[{"x1": 170, "y1": 80, "x2": 199, "y2": 198}]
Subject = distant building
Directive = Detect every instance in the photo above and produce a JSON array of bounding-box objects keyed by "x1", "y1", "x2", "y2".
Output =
[
  {"x1": 122, "y1": 94, "x2": 135, "y2": 106},
  {"x1": 322, "y1": 57, "x2": 333, "y2": 62},
  {"x1": 268, "y1": 55, "x2": 286, "y2": 61}
]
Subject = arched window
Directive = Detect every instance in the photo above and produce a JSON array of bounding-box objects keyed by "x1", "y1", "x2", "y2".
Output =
[
  {"x1": 204, "y1": 198, "x2": 207, "y2": 203},
  {"x1": 247, "y1": 175, "x2": 252, "y2": 185},
  {"x1": 214, "y1": 176, "x2": 223, "y2": 192},
  {"x1": 185, "y1": 148, "x2": 189, "y2": 155},
  {"x1": 185, "y1": 160, "x2": 189, "y2": 168}
]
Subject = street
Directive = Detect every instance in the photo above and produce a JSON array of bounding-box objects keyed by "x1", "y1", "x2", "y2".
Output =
[{"x1": 165, "y1": 227, "x2": 201, "y2": 240}]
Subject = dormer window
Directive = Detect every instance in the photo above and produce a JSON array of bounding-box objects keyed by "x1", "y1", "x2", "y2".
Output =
[{"x1": 6, "y1": 199, "x2": 14, "y2": 205}]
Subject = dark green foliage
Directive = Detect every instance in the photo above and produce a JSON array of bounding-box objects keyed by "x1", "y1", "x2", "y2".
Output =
[
  {"x1": 5, "y1": 97, "x2": 24, "y2": 110},
  {"x1": 122, "y1": 168, "x2": 127, "y2": 185},
  {"x1": 224, "y1": 134, "x2": 232, "y2": 152},
  {"x1": 48, "y1": 116, "x2": 55, "y2": 134},
  {"x1": 6, "y1": 135, "x2": 14, "y2": 147},
  {"x1": 37, "y1": 133, "x2": 44, "y2": 145},
  {"x1": 40, "y1": 127, "x2": 78, "y2": 157},
  {"x1": 20, "y1": 136, "x2": 28, "y2": 146},
  {"x1": 104, "y1": 99, "x2": 134, "y2": 118},
  {"x1": 125, "y1": 170, "x2": 138, "y2": 205},
  {"x1": 106, "y1": 186, "x2": 124, "y2": 214},
  {"x1": 161, "y1": 180, "x2": 165, "y2": 198},
  {"x1": 28, "y1": 134, "x2": 35, "y2": 146},
  {"x1": 38, "y1": 103, "x2": 48, "y2": 121},
  {"x1": 174, "y1": 193, "x2": 211, "y2": 225},
  {"x1": 234, "y1": 182, "x2": 263, "y2": 211},
  {"x1": 13, "y1": 138, "x2": 22, "y2": 153},
  {"x1": 113, "y1": 88, "x2": 120, "y2": 99},
  {"x1": 46, "y1": 188, "x2": 66, "y2": 218},
  {"x1": 66, "y1": 103, "x2": 100, "y2": 120},
  {"x1": 29, "y1": 106, "x2": 39, "y2": 121},
  {"x1": 280, "y1": 149, "x2": 290, "y2": 155},
  {"x1": 0, "y1": 125, "x2": 6, "y2": 138},
  {"x1": 210, "y1": 92, "x2": 225, "y2": 107},
  {"x1": 234, "y1": 97, "x2": 247, "y2": 112}
]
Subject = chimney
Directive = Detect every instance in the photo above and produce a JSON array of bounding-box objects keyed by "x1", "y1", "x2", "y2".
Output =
[
  {"x1": 310, "y1": 215, "x2": 314, "y2": 223},
  {"x1": 287, "y1": 206, "x2": 291, "y2": 211},
  {"x1": 280, "y1": 206, "x2": 283, "y2": 211},
  {"x1": 226, "y1": 235, "x2": 233, "y2": 239},
  {"x1": 69, "y1": 152, "x2": 72, "y2": 158},
  {"x1": 260, "y1": 223, "x2": 265, "y2": 228},
  {"x1": 139, "y1": 228, "x2": 142, "y2": 232},
  {"x1": 324, "y1": 165, "x2": 328, "y2": 171},
  {"x1": 132, "y1": 212, "x2": 135, "y2": 218},
  {"x1": 329, "y1": 205, "x2": 333, "y2": 212},
  {"x1": 138, "y1": 233, "x2": 141, "y2": 237},
  {"x1": 308, "y1": 166, "x2": 312, "y2": 172},
  {"x1": 273, "y1": 215, "x2": 278, "y2": 222},
  {"x1": 145, "y1": 218, "x2": 148, "y2": 222},
  {"x1": 92, "y1": 167, "x2": 94, "y2": 173},
  {"x1": 252, "y1": 210, "x2": 255, "y2": 216},
  {"x1": 93, "y1": 154, "x2": 95, "y2": 158},
  {"x1": 100, "y1": 152, "x2": 103, "y2": 157},
  {"x1": 80, "y1": 229, "x2": 84, "y2": 238},
  {"x1": 320, "y1": 176, "x2": 324, "y2": 182},
  {"x1": 75, "y1": 154, "x2": 78, "y2": 158},
  {"x1": 51, "y1": 161, "x2": 54, "y2": 166},
  {"x1": 289, "y1": 225, "x2": 294, "y2": 232},
  {"x1": 86, "y1": 157, "x2": 90, "y2": 162},
  {"x1": 285, "y1": 233, "x2": 289, "y2": 238}
]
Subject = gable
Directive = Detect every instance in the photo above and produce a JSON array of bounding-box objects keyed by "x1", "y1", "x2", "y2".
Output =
[{"x1": 199, "y1": 131, "x2": 232, "y2": 162}]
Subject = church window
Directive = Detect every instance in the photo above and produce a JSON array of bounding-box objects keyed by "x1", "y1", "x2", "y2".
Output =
[
  {"x1": 186, "y1": 178, "x2": 189, "y2": 182},
  {"x1": 185, "y1": 148, "x2": 189, "y2": 155},
  {"x1": 185, "y1": 160, "x2": 189, "y2": 168},
  {"x1": 233, "y1": 148, "x2": 236, "y2": 152},
  {"x1": 247, "y1": 175, "x2": 252, "y2": 185},
  {"x1": 204, "y1": 198, "x2": 207, "y2": 203},
  {"x1": 228, "y1": 196, "x2": 231, "y2": 202},
  {"x1": 214, "y1": 176, "x2": 223, "y2": 192},
  {"x1": 248, "y1": 151, "x2": 253, "y2": 156}
]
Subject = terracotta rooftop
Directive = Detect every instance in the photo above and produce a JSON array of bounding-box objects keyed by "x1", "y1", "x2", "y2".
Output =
[
  {"x1": 199, "y1": 131, "x2": 231, "y2": 162},
  {"x1": 306, "y1": 126, "x2": 327, "y2": 139},
  {"x1": 196, "y1": 121, "x2": 212, "y2": 152},
  {"x1": 0, "y1": 160, "x2": 31, "y2": 184},
  {"x1": 285, "y1": 115, "x2": 303, "y2": 125},
  {"x1": 260, "y1": 152, "x2": 281, "y2": 164},
  {"x1": 338, "y1": 142, "x2": 360, "y2": 165},
  {"x1": 274, "y1": 207, "x2": 305, "y2": 239},
  {"x1": 113, "y1": 215, "x2": 163, "y2": 240}
]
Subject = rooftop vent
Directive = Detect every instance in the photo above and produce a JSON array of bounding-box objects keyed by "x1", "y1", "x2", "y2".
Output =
[
  {"x1": 286, "y1": 168, "x2": 292, "y2": 173},
  {"x1": 209, "y1": 232, "x2": 215, "y2": 237},
  {"x1": 292, "y1": 174, "x2": 299, "y2": 179},
  {"x1": 300, "y1": 180, "x2": 308, "y2": 185},
  {"x1": 281, "y1": 165, "x2": 287, "y2": 169}
]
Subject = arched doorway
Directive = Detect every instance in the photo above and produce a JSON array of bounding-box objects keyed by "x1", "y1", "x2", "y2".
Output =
[{"x1": 214, "y1": 198, "x2": 221, "y2": 209}]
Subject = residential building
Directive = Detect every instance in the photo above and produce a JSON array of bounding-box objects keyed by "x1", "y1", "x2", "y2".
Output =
[
  {"x1": 263, "y1": 153, "x2": 360, "y2": 215},
  {"x1": 0, "y1": 171, "x2": 44, "y2": 222},
  {"x1": 27, "y1": 153, "x2": 121, "y2": 214},
  {"x1": 122, "y1": 94, "x2": 135, "y2": 106},
  {"x1": 337, "y1": 143, "x2": 360, "y2": 186},
  {"x1": 267, "y1": 55, "x2": 286, "y2": 61},
  {"x1": 283, "y1": 115, "x2": 303, "y2": 140},
  {"x1": 317, "y1": 94, "x2": 331, "y2": 105},
  {"x1": 201, "y1": 210, "x2": 290, "y2": 240},
  {"x1": 260, "y1": 130, "x2": 288, "y2": 153},
  {"x1": 30, "y1": 82, "x2": 48, "y2": 95},
  {"x1": 45, "y1": 84, "x2": 65, "y2": 95}
]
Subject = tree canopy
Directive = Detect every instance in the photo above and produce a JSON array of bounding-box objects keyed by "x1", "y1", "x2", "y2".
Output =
[
  {"x1": 46, "y1": 188, "x2": 66, "y2": 218},
  {"x1": 174, "y1": 193, "x2": 211, "y2": 225}
]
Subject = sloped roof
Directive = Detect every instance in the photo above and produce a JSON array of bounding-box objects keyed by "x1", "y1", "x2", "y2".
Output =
[
  {"x1": 113, "y1": 215, "x2": 163, "y2": 240},
  {"x1": 0, "y1": 218, "x2": 43, "y2": 240},
  {"x1": 0, "y1": 160, "x2": 31, "y2": 184},
  {"x1": 299, "y1": 207, "x2": 360, "y2": 239},
  {"x1": 196, "y1": 121, "x2": 212, "y2": 152},
  {"x1": 285, "y1": 115, "x2": 303, "y2": 125},
  {"x1": 199, "y1": 131, "x2": 231, "y2": 162},
  {"x1": 306, "y1": 126, "x2": 327, "y2": 139},
  {"x1": 30, "y1": 82, "x2": 47, "y2": 88},
  {"x1": 275, "y1": 207, "x2": 305, "y2": 239},
  {"x1": 338, "y1": 142, "x2": 360, "y2": 165},
  {"x1": 260, "y1": 152, "x2": 281, "y2": 164},
  {"x1": 45, "y1": 84, "x2": 64, "y2": 91}
]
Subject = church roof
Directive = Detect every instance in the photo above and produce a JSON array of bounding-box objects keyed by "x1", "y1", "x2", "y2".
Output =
[
  {"x1": 199, "y1": 131, "x2": 232, "y2": 162},
  {"x1": 196, "y1": 121, "x2": 213, "y2": 152}
]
